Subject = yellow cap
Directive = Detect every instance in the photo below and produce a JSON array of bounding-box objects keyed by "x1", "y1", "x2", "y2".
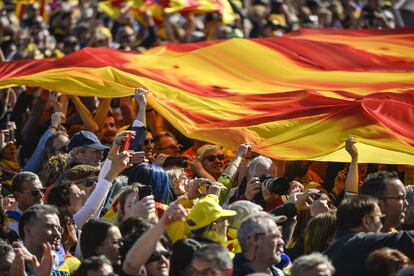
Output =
[{"x1": 187, "y1": 195, "x2": 236, "y2": 231}]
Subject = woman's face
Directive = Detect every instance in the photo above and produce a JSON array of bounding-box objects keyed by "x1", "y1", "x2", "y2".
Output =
[
  {"x1": 123, "y1": 191, "x2": 138, "y2": 220},
  {"x1": 96, "y1": 226, "x2": 123, "y2": 266},
  {"x1": 69, "y1": 184, "x2": 86, "y2": 214},
  {"x1": 62, "y1": 216, "x2": 78, "y2": 250},
  {"x1": 145, "y1": 242, "x2": 170, "y2": 276},
  {"x1": 200, "y1": 149, "x2": 225, "y2": 179}
]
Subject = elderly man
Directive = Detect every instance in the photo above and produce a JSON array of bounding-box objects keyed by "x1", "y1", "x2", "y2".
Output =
[
  {"x1": 67, "y1": 130, "x2": 109, "y2": 168},
  {"x1": 233, "y1": 213, "x2": 285, "y2": 276}
]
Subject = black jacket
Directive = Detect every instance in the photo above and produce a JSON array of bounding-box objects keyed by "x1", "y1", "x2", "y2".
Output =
[{"x1": 325, "y1": 230, "x2": 414, "y2": 276}]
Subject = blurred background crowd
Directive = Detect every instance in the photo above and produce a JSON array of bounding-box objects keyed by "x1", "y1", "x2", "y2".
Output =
[{"x1": 0, "y1": 0, "x2": 413, "y2": 61}]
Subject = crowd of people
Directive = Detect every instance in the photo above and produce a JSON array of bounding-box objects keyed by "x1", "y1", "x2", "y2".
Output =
[
  {"x1": 0, "y1": 87, "x2": 412, "y2": 276},
  {"x1": 0, "y1": 0, "x2": 402, "y2": 60},
  {"x1": 0, "y1": 0, "x2": 413, "y2": 275}
]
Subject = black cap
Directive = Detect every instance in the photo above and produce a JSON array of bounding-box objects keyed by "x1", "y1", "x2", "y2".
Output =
[{"x1": 67, "y1": 131, "x2": 109, "y2": 152}]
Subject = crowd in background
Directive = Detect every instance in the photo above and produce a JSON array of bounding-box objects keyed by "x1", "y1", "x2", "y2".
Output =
[
  {"x1": 0, "y1": 0, "x2": 404, "y2": 61},
  {"x1": 0, "y1": 0, "x2": 414, "y2": 275}
]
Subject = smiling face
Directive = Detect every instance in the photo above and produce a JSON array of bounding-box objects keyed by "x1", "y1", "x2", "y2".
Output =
[
  {"x1": 145, "y1": 242, "x2": 170, "y2": 276},
  {"x1": 26, "y1": 213, "x2": 62, "y2": 252},
  {"x1": 201, "y1": 149, "x2": 225, "y2": 180}
]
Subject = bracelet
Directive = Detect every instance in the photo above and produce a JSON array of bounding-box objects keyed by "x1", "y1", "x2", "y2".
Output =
[{"x1": 107, "y1": 151, "x2": 114, "y2": 160}]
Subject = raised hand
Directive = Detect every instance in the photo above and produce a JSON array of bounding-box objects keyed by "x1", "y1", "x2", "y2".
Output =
[
  {"x1": 244, "y1": 177, "x2": 262, "y2": 200},
  {"x1": 345, "y1": 136, "x2": 358, "y2": 159}
]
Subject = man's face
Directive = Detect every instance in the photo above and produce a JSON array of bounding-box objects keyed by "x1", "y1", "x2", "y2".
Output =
[
  {"x1": 100, "y1": 116, "x2": 117, "y2": 145},
  {"x1": 76, "y1": 147, "x2": 103, "y2": 166},
  {"x1": 206, "y1": 218, "x2": 229, "y2": 245},
  {"x1": 254, "y1": 220, "x2": 284, "y2": 266},
  {"x1": 201, "y1": 149, "x2": 225, "y2": 179},
  {"x1": 15, "y1": 179, "x2": 44, "y2": 211},
  {"x1": 379, "y1": 179, "x2": 407, "y2": 229},
  {"x1": 26, "y1": 214, "x2": 62, "y2": 251},
  {"x1": 157, "y1": 136, "x2": 180, "y2": 157},
  {"x1": 48, "y1": 134, "x2": 69, "y2": 158},
  {"x1": 191, "y1": 258, "x2": 227, "y2": 276},
  {"x1": 96, "y1": 226, "x2": 122, "y2": 266}
]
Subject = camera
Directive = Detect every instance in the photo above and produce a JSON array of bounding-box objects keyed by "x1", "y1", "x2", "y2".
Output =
[
  {"x1": 259, "y1": 175, "x2": 290, "y2": 195},
  {"x1": 253, "y1": 175, "x2": 290, "y2": 206}
]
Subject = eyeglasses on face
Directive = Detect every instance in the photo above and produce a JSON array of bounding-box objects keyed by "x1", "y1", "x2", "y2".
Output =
[
  {"x1": 76, "y1": 177, "x2": 98, "y2": 187},
  {"x1": 378, "y1": 195, "x2": 407, "y2": 202},
  {"x1": 146, "y1": 250, "x2": 171, "y2": 264},
  {"x1": 20, "y1": 188, "x2": 46, "y2": 197},
  {"x1": 203, "y1": 154, "x2": 225, "y2": 162}
]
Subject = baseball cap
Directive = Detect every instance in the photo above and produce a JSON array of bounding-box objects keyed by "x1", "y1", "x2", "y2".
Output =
[
  {"x1": 186, "y1": 195, "x2": 236, "y2": 231},
  {"x1": 67, "y1": 131, "x2": 109, "y2": 152}
]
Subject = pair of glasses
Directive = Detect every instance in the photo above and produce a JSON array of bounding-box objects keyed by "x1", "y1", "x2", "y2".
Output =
[
  {"x1": 76, "y1": 177, "x2": 98, "y2": 187},
  {"x1": 146, "y1": 250, "x2": 171, "y2": 264},
  {"x1": 203, "y1": 154, "x2": 225, "y2": 162},
  {"x1": 45, "y1": 222, "x2": 64, "y2": 234},
  {"x1": 379, "y1": 195, "x2": 407, "y2": 202},
  {"x1": 21, "y1": 188, "x2": 46, "y2": 197}
]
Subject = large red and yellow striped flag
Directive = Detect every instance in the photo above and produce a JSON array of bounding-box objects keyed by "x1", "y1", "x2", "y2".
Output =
[{"x1": 1, "y1": 27, "x2": 414, "y2": 164}]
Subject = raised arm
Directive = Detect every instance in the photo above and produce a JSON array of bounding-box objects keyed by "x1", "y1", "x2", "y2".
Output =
[
  {"x1": 122, "y1": 202, "x2": 188, "y2": 275},
  {"x1": 94, "y1": 98, "x2": 112, "y2": 130},
  {"x1": 68, "y1": 95, "x2": 99, "y2": 133},
  {"x1": 344, "y1": 136, "x2": 359, "y2": 193}
]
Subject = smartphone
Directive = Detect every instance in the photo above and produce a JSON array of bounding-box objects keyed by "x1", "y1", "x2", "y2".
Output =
[
  {"x1": 122, "y1": 134, "x2": 132, "y2": 151},
  {"x1": 139, "y1": 185, "x2": 153, "y2": 199},
  {"x1": 164, "y1": 156, "x2": 189, "y2": 168},
  {"x1": 128, "y1": 151, "x2": 145, "y2": 165}
]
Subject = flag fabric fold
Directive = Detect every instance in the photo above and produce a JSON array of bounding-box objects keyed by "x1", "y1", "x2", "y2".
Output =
[{"x1": 1, "y1": 27, "x2": 414, "y2": 164}]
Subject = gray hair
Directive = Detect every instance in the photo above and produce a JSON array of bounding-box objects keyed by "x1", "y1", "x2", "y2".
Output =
[
  {"x1": 247, "y1": 156, "x2": 272, "y2": 178},
  {"x1": 228, "y1": 201, "x2": 263, "y2": 229},
  {"x1": 19, "y1": 204, "x2": 59, "y2": 241},
  {"x1": 193, "y1": 244, "x2": 232, "y2": 271},
  {"x1": 0, "y1": 239, "x2": 14, "y2": 258},
  {"x1": 405, "y1": 185, "x2": 414, "y2": 225},
  {"x1": 291, "y1": 253, "x2": 335, "y2": 276},
  {"x1": 165, "y1": 167, "x2": 183, "y2": 182},
  {"x1": 238, "y1": 213, "x2": 277, "y2": 252},
  {"x1": 12, "y1": 172, "x2": 40, "y2": 192}
]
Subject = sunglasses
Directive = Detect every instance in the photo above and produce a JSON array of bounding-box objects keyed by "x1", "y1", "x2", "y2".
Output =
[
  {"x1": 20, "y1": 188, "x2": 46, "y2": 197},
  {"x1": 203, "y1": 154, "x2": 225, "y2": 162},
  {"x1": 146, "y1": 250, "x2": 171, "y2": 264},
  {"x1": 76, "y1": 177, "x2": 98, "y2": 187}
]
